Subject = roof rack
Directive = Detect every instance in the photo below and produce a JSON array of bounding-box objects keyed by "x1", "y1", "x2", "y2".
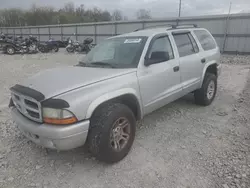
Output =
[
  {"x1": 134, "y1": 24, "x2": 174, "y2": 32},
  {"x1": 134, "y1": 24, "x2": 198, "y2": 32},
  {"x1": 172, "y1": 24, "x2": 198, "y2": 29}
]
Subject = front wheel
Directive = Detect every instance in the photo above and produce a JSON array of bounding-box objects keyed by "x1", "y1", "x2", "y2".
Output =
[
  {"x1": 194, "y1": 73, "x2": 217, "y2": 106},
  {"x1": 87, "y1": 103, "x2": 136, "y2": 163},
  {"x1": 6, "y1": 46, "x2": 15, "y2": 55}
]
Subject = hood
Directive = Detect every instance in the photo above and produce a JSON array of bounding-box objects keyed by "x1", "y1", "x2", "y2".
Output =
[{"x1": 20, "y1": 66, "x2": 135, "y2": 100}]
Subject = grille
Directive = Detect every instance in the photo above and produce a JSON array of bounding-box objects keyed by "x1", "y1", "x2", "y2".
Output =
[{"x1": 11, "y1": 91, "x2": 42, "y2": 122}]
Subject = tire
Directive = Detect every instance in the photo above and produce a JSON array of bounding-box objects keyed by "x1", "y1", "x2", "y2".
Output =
[
  {"x1": 66, "y1": 46, "x2": 75, "y2": 53},
  {"x1": 87, "y1": 103, "x2": 136, "y2": 163},
  {"x1": 23, "y1": 46, "x2": 29, "y2": 54},
  {"x1": 6, "y1": 46, "x2": 15, "y2": 55},
  {"x1": 38, "y1": 46, "x2": 46, "y2": 53},
  {"x1": 53, "y1": 45, "x2": 59, "y2": 52},
  {"x1": 194, "y1": 73, "x2": 217, "y2": 106}
]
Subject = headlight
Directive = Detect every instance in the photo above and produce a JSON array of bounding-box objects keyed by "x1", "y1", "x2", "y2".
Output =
[{"x1": 42, "y1": 108, "x2": 77, "y2": 125}]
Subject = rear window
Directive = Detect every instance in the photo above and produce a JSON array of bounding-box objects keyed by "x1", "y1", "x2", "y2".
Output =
[{"x1": 194, "y1": 30, "x2": 217, "y2": 51}]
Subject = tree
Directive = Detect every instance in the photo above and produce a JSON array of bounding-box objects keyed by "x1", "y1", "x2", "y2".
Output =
[
  {"x1": 136, "y1": 9, "x2": 152, "y2": 20},
  {"x1": 112, "y1": 10, "x2": 123, "y2": 21},
  {"x1": 63, "y1": 2, "x2": 75, "y2": 13},
  {"x1": 0, "y1": 3, "x2": 113, "y2": 27}
]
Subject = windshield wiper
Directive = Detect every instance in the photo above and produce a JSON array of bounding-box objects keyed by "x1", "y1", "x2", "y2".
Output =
[
  {"x1": 77, "y1": 61, "x2": 116, "y2": 68},
  {"x1": 90, "y1": 61, "x2": 116, "y2": 68}
]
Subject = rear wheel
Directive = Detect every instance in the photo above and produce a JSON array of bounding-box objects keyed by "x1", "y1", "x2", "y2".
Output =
[
  {"x1": 87, "y1": 103, "x2": 136, "y2": 163},
  {"x1": 6, "y1": 46, "x2": 15, "y2": 55},
  {"x1": 194, "y1": 73, "x2": 217, "y2": 106}
]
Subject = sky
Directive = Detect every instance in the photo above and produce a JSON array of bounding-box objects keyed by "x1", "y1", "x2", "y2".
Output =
[{"x1": 0, "y1": 0, "x2": 250, "y2": 18}]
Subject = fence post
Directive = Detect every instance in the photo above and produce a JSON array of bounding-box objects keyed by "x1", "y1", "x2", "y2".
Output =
[
  {"x1": 75, "y1": 25, "x2": 78, "y2": 40},
  {"x1": 222, "y1": 16, "x2": 231, "y2": 53},
  {"x1": 61, "y1": 25, "x2": 63, "y2": 41},
  {"x1": 142, "y1": 21, "x2": 145, "y2": 29},
  {"x1": 94, "y1": 24, "x2": 97, "y2": 44},
  {"x1": 114, "y1": 22, "x2": 117, "y2": 36},
  {"x1": 176, "y1": 18, "x2": 180, "y2": 26},
  {"x1": 48, "y1": 26, "x2": 51, "y2": 39},
  {"x1": 38, "y1": 27, "x2": 40, "y2": 41}
]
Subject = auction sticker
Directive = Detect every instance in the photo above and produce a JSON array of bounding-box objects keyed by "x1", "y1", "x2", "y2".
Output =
[{"x1": 124, "y1": 38, "x2": 142, "y2": 43}]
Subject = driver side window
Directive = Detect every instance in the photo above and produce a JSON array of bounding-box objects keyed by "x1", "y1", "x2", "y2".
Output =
[{"x1": 148, "y1": 36, "x2": 174, "y2": 60}]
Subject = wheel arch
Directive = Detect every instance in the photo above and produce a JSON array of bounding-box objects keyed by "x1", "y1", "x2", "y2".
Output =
[
  {"x1": 85, "y1": 89, "x2": 143, "y2": 121},
  {"x1": 200, "y1": 61, "x2": 218, "y2": 87}
]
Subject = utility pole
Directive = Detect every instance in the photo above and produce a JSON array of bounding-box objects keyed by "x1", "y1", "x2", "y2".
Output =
[
  {"x1": 222, "y1": 2, "x2": 232, "y2": 53},
  {"x1": 178, "y1": 0, "x2": 182, "y2": 17}
]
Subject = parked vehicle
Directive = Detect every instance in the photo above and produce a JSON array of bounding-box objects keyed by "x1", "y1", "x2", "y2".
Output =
[
  {"x1": 56, "y1": 37, "x2": 70, "y2": 48},
  {"x1": 9, "y1": 25, "x2": 221, "y2": 163},
  {"x1": 0, "y1": 33, "x2": 7, "y2": 50},
  {"x1": 37, "y1": 38, "x2": 59, "y2": 53},
  {"x1": 66, "y1": 36, "x2": 94, "y2": 54},
  {"x1": 1, "y1": 35, "x2": 38, "y2": 55}
]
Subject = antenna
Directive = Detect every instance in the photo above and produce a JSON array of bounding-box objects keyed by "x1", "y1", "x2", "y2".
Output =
[
  {"x1": 178, "y1": 0, "x2": 182, "y2": 18},
  {"x1": 222, "y1": 2, "x2": 232, "y2": 53}
]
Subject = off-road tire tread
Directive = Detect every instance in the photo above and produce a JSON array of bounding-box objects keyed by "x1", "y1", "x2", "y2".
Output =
[
  {"x1": 87, "y1": 103, "x2": 136, "y2": 163},
  {"x1": 194, "y1": 73, "x2": 217, "y2": 106}
]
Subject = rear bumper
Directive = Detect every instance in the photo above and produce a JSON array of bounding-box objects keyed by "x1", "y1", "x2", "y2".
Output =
[{"x1": 11, "y1": 108, "x2": 89, "y2": 150}]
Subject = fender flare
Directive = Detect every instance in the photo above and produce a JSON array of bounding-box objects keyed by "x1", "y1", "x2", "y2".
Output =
[
  {"x1": 85, "y1": 88, "x2": 142, "y2": 119},
  {"x1": 200, "y1": 60, "x2": 217, "y2": 87}
]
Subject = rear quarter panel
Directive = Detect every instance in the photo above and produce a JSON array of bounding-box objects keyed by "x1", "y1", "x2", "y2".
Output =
[{"x1": 191, "y1": 29, "x2": 221, "y2": 86}]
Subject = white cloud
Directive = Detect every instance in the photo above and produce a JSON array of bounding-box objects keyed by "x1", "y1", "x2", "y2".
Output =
[{"x1": 0, "y1": 0, "x2": 250, "y2": 18}]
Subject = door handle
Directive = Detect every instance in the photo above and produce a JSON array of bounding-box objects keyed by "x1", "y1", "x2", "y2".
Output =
[
  {"x1": 173, "y1": 66, "x2": 180, "y2": 72},
  {"x1": 201, "y1": 58, "x2": 206, "y2": 63}
]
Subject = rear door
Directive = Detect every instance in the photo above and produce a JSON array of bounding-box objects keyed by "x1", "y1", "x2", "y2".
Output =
[{"x1": 172, "y1": 31, "x2": 203, "y2": 94}]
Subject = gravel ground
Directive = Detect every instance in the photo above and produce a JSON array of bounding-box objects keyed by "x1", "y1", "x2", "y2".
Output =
[{"x1": 0, "y1": 52, "x2": 250, "y2": 188}]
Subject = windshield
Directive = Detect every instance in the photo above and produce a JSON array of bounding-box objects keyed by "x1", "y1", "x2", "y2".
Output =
[{"x1": 79, "y1": 36, "x2": 148, "y2": 68}]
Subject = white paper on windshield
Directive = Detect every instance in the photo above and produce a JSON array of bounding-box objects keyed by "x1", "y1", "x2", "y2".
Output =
[{"x1": 124, "y1": 38, "x2": 142, "y2": 43}]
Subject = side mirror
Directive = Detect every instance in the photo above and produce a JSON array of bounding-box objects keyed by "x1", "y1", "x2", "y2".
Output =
[{"x1": 144, "y1": 51, "x2": 170, "y2": 66}]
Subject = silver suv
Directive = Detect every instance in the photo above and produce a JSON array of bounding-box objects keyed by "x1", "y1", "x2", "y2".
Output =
[{"x1": 10, "y1": 24, "x2": 221, "y2": 163}]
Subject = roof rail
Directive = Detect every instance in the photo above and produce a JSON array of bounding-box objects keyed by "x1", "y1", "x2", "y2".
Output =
[
  {"x1": 172, "y1": 24, "x2": 198, "y2": 29},
  {"x1": 134, "y1": 23, "x2": 198, "y2": 32},
  {"x1": 134, "y1": 24, "x2": 174, "y2": 32}
]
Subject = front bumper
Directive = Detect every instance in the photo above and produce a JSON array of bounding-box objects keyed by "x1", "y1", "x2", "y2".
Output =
[{"x1": 11, "y1": 108, "x2": 90, "y2": 150}]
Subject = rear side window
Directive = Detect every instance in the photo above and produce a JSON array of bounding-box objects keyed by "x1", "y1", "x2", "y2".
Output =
[
  {"x1": 194, "y1": 30, "x2": 217, "y2": 51},
  {"x1": 173, "y1": 33, "x2": 197, "y2": 57}
]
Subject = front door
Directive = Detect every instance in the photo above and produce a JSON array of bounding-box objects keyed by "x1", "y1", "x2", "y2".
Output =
[{"x1": 137, "y1": 34, "x2": 182, "y2": 115}]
